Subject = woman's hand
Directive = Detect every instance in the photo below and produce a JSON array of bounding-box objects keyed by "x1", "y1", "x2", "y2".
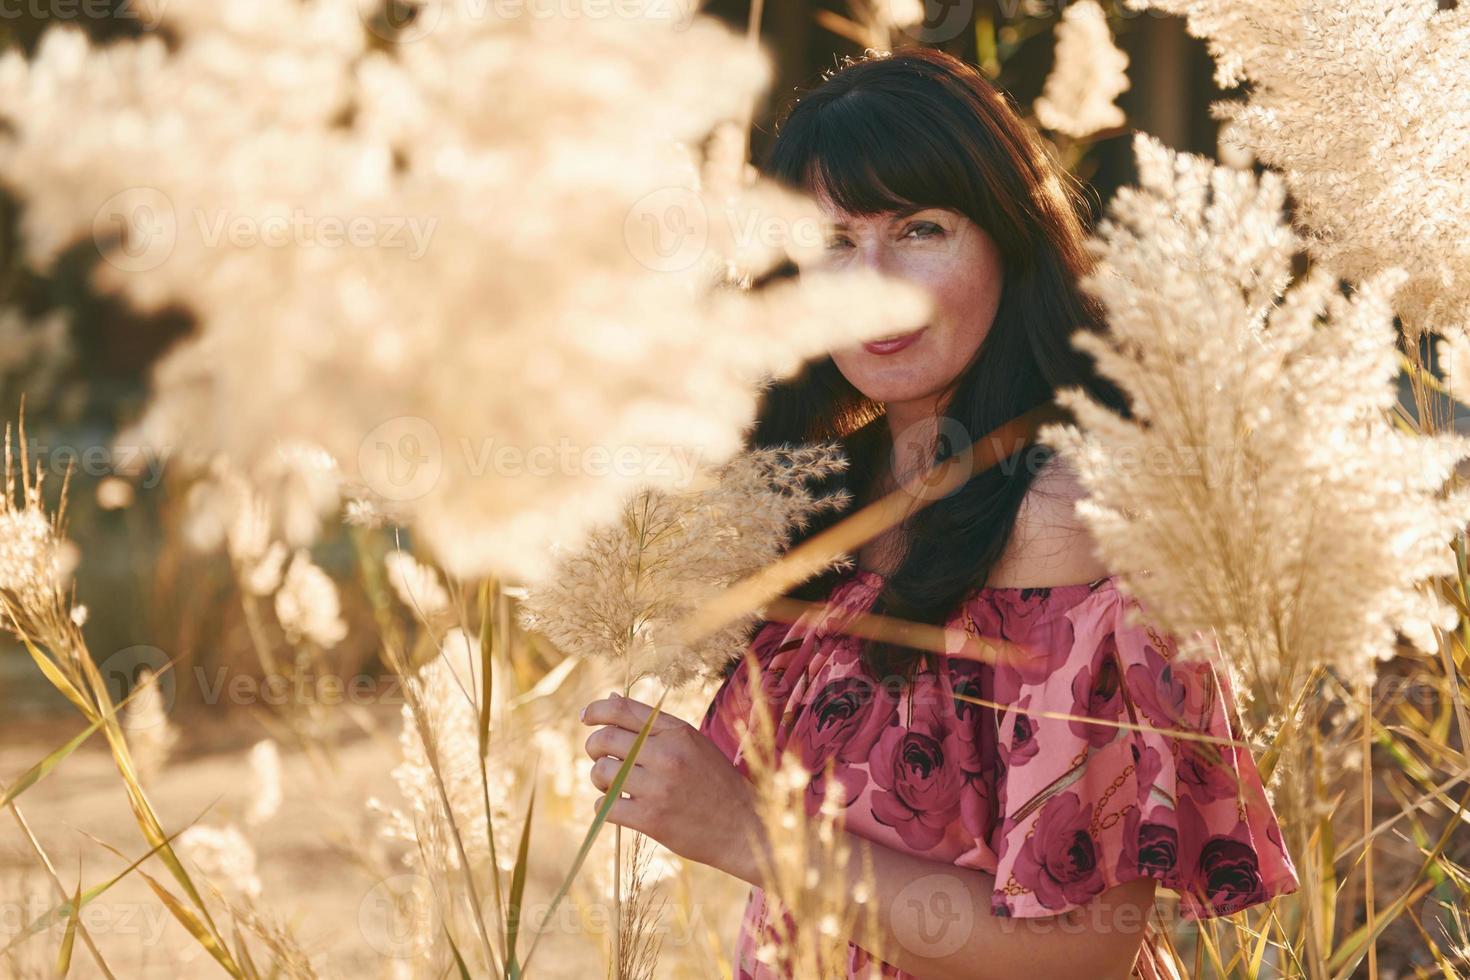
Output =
[
  {"x1": 579, "y1": 692, "x2": 765, "y2": 881},
  {"x1": 580, "y1": 692, "x2": 1153, "y2": 980}
]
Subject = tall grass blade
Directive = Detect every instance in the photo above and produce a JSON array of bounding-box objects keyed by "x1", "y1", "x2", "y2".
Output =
[
  {"x1": 504, "y1": 780, "x2": 536, "y2": 978},
  {"x1": 54, "y1": 863, "x2": 81, "y2": 977},
  {"x1": 517, "y1": 687, "x2": 668, "y2": 976}
]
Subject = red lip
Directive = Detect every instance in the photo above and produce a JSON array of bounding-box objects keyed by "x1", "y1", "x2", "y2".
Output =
[{"x1": 862, "y1": 327, "x2": 927, "y2": 356}]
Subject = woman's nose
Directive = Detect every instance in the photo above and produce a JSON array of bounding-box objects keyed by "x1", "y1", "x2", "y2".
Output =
[{"x1": 855, "y1": 241, "x2": 895, "y2": 274}]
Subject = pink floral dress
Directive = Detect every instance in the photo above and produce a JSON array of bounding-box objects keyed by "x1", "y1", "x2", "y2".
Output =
[{"x1": 699, "y1": 567, "x2": 1299, "y2": 979}]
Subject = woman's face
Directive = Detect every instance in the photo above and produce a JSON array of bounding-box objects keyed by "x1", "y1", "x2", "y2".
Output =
[{"x1": 813, "y1": 196, "x2": 1005, "y2": 413}]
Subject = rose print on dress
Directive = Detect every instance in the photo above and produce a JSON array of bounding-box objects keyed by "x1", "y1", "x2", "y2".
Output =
[
  {"x1": 868, "y1": 724, "x2": 961, "y2": 846},
  {"x1": 1132, "y1": 740, "x2": 1165, "y2": 790},
  {"x1": 701, "y1": 624, "x2": 796, "y2": 756},
  {"x1": 1126, "y1": 640, "x2": 1216, "y2": 731},
  {"x1": 1009, "y1": 790, "x2": 1107, "y2": 911},
  {"x1": 1119, "y1": 805, "x2": 1181, "y2": 879},
  {"x1": 867, "y1": 673, "x2": 981, "y2": 851},
  {"x1": 989, "y1": 588, "x2": 1062, "y2": 640},
  {"x1": 1069, "y1": 634, "x2": 1125, "y2": 748},
  {"x1": 791, "y1": 673, "x2": 899, "y2": 808},
  {"x1": 946, "y1": 658, "x2": 988, "y2": 727},
  {"x1": 1196, "y1": 835, "x2": 1268, "y2": 914},
  {"x1": 1174, "y1": 738, "x2": 1242, "y2": 804},
  {"x1": 949, "y1": 663, "x2": 1002, "y2": 847},
  {"x1": 974, "y1": 589, "x2": 1078, "y2": 695},
  {"x1": 998, "y1": 695, "x2": 1041, "y2": 770}
]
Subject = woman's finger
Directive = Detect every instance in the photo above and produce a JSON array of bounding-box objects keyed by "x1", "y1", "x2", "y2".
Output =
[
  {"x1": 588, "y1": 754, "x2": 653, "y2": 796},
  {"x1": 579, "y1": 694, "x2": 684, "y2": 735},
  {"x1": 592, "y1": 793, "x2": 645, "y2": 833},
  {"x1": 583, "y1": 724, "x2": 639, "y2": 762}
]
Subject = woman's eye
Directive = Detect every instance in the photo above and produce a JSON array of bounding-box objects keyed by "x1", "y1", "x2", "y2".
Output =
[
  {"x1": 824, "y1": 237, "x2": 854, "y2": 251},
  {"x1": 903, "y1": 221, "x2": 944, "y2": 240}
]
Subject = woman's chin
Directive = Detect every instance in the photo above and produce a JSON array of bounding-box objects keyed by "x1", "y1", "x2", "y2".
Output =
[
  {"x1": 836, "y1": 357, "x2": 925, "y2": 394},
  {"x1": 851, "y1": 381, "x2": 944, "y2": 408}
]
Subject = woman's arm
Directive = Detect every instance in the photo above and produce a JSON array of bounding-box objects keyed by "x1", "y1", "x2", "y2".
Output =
[
  {"x1": 580, "y1": 694, "x2": 1156, "y2": 980},
  {"x1": 724, "y1": 811, "x2": 1156, "y2": 980}
]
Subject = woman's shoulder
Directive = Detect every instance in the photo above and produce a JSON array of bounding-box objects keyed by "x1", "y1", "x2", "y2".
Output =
[{"x1": 987, "y1": 454, "x2": 1111, "y2": 588}]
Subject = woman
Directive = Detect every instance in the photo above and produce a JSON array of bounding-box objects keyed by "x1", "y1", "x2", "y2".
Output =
[{"x1": 580, "y1": 48, "x2": 1298, "y2": 979}]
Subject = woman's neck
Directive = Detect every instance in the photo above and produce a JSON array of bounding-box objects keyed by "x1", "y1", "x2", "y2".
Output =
[
  {"x1": 879, "y1": 395, "x2": 944, "y2": 454},
  {"x1": 855, "y1": 428, "x2": 924, "y2": 578}
]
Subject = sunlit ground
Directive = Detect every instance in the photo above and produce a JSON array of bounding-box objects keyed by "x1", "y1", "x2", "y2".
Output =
[{"x1": 0, "y1": 704, "x2": 747, "y2": 978}]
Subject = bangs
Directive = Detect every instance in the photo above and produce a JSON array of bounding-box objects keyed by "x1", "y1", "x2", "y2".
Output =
[{"x1": 770, "y1": 87, "x2": 969, "y2": 218}]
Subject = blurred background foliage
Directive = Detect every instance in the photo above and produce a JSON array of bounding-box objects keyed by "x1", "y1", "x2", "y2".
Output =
[{"x1": 0, "y1": 0, "x2": 1229, "y2": 723}]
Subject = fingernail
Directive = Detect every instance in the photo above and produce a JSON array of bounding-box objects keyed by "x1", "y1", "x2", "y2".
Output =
[{"x1": 579, "y1": 705, "x2": 587, "y2": 722}]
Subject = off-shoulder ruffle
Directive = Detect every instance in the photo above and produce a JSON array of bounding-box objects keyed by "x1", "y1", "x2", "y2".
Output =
[{"x1": 954, "y1": 580, "x2": 1300, "y2": 920}]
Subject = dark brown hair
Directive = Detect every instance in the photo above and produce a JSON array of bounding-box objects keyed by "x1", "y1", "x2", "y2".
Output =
[{"x1": 737, "y1": 48, "x2": 1130, "y2": 688}]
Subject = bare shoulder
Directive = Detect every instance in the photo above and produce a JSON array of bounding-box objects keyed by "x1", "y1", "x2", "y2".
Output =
[
  {"x1": 986, "y1": 455, "x2": 1112, "y2": 588},
  {"x1": 1026, "y1": 451, "x2": 1090, "y2": 504}
]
